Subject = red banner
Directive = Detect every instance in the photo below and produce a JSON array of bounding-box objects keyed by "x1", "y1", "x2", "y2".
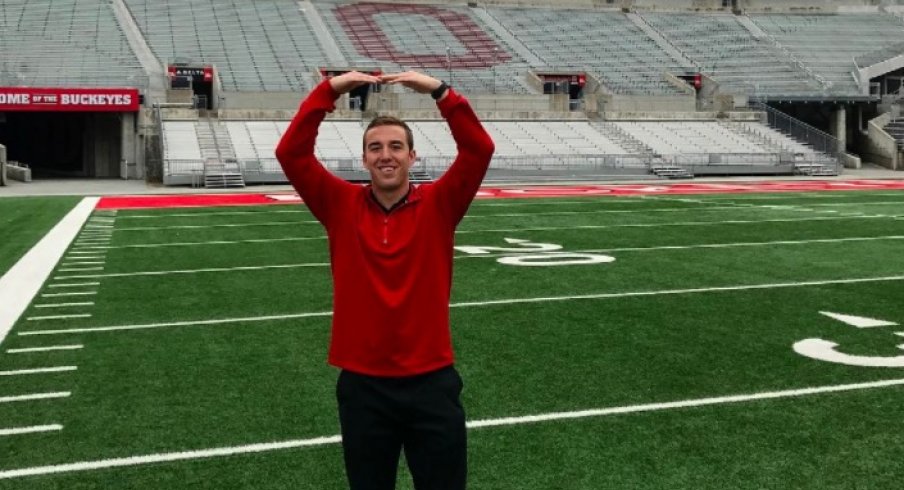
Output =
[{"x1": 0, "y1": 87, "x2": 140, "y2": 112}]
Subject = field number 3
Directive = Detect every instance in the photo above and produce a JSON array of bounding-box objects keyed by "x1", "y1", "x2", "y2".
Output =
[{"x1": 455, "y1": 238, "x2": 615, "y2": 267}]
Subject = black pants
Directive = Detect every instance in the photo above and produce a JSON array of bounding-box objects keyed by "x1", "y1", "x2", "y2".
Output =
[{"x1": 336, "y1": 365, "x2": 467, "y2": 490}]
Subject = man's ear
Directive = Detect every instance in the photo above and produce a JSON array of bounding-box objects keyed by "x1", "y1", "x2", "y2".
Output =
[{"x1": 407, "y1": 149, "x2": 417, "y2": 167}]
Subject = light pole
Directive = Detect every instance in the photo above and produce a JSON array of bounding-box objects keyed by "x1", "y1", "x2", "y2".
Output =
[
  {"x1": 446, "y1": 45, "x2": 452, "y2": 88},
  {"x1": 493, "y1": 47, "x2": 498, "y2": 94}
]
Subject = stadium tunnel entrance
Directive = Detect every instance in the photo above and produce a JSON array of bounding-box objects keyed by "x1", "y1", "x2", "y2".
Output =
[{"x1": 0, "y1": 87, "x2": 142, "y2": 179}]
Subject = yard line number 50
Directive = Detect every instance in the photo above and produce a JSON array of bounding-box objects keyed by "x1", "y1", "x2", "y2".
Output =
[{"x1": 455, "y1": 238, "x2": 615, "y2": 267}]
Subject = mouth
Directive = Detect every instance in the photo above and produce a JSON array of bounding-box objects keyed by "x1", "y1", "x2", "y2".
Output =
[{"x1": 376, "y1": 165, "x2": 397, "y2": 175}]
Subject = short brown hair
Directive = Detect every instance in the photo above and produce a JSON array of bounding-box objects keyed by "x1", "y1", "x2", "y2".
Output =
[{"x1": 363, "y1": 116, "x2": 414, "y2": 151}]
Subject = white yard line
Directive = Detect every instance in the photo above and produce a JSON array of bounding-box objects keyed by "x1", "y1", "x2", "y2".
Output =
[
  {"x1": 79, "y1": 214, "x2": 904, "y2": 251},
  {"x1": 448, "y1": 275, "x2": 904, "y2": 309},
  {"x1": 0, "y1": 392, "x2": 70, "y2": 404},
  {"x1": 41, "y1": 292, "x2": 97, "y2": 298},
  {"x1": 6, "y1": 345, "x2": 83, "y2": 354},
  {"x1": 0, "y1": 366, "x2": 77, "y2": 376},
  {"x1": 26, "y1": 314, "x2": 92, "y2": 321},
  {"x1": 120, "y1": 209, "x2": 305, "y2": 219},
  {"x1": 47, "y1": 283, "x2": 100, "y2": 289},
  {"x1": 0, "y1": 378, "x2": 901, "y2": 479},
  {"x1": 19, "y1": 312, "x2": 333, "y2": 336},
  {"x1": 456, "y1": 214, "x2": 898, "y2": 235},
  {"x1": 53, "y1": 263, "x2": 329, "y2": 280},
  {"x1": 458, "y1": 235, "x2": 904, "y2": 260},
  {"x1": 34, "y1": 302, "x2": 94, "y2": 309},
  {"x1": 115, "y1": 221, "x2": 313, "y2": 232},
  {"x1": 0, "y1": 425, "x2": 63, "y2": 437},
  {"x1": 58, "y1": 268, "x2": 104, "y2": 273},
  {"x1": 53, "y1": 234, "x2": 904, "y2": 280},
  {"x1": 17, "y1": 274, "x2": 904, "y2": 336},
  {"x1": 0, "y1": 198, "x2": 98, "y2": 346}
]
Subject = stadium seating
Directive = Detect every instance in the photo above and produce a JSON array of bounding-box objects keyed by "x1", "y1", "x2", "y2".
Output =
[
  {"x1": 749, "y1": 13, "x2": 904, "y2": 95},
  {"x1": 124, "y1": 0, "x2": 330, "y2": 91},
  {"x1": 315, "y1": 2, "x2": 534, "y2": 94},
  {"x1": 487, "y1": 7, "x2": 693, "y2": 95},
  {"x1": 0, "y1": 0, "x2": 146, "y2": 88},
  {"x1": 641, "y1": 13, "x2": 822, "y2": 98}
]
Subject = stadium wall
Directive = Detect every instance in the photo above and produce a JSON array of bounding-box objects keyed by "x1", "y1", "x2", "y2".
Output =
[
  {"x1": 0, "y1": 144, "x2": 6, "y2": 186},
  {"x1": 864, "y1": 113, "x2": 901, "y2": 169}
]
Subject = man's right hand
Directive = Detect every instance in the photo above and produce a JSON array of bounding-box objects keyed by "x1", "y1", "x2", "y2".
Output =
[{"x1": 328, "y1": 71, "x2": 381, "y2": 94}]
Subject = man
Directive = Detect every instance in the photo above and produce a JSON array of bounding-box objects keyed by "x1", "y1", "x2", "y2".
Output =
[{"x1": 275, "y1": 70, "x2": 494, "y2": 489}]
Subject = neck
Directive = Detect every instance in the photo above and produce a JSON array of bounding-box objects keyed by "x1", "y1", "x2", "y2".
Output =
[{"x1": 372, "y1": 183, "x2": 410, "y2": 210}]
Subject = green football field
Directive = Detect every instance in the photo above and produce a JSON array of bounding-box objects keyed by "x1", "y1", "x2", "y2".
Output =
[{"x1": 1, "y1": 189, "x2": 904, "y2": 489}]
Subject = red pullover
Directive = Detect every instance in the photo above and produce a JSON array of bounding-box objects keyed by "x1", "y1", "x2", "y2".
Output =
[{"x1": 275, "y1": 81, "x2": 494, "y2": 377}]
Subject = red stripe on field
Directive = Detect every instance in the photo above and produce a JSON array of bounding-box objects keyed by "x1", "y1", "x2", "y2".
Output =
[{"x1": 96, "y1": 180, "x2": 904, "y2": 210}]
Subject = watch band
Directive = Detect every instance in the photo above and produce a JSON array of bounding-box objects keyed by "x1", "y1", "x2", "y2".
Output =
[{"x1": 430, "y1": 81, "x2": 449, "y2": 100}]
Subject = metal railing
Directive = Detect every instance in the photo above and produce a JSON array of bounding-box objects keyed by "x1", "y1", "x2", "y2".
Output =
[{"x1": 750, "y1": 102, "x2": 842, "y2": 156}]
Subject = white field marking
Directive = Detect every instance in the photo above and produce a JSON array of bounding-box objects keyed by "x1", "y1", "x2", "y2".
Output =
[
  {"x1": 119, "y1": 209, "x2": 306, "y2": 219},
  {"x1": 0, "y1": 198, "x2": 98, "y2": 346},
  {"x1": 0, "y1": 425, "x2": 63, "y2": 437},
  {"x1": 819, "y1": 311, "x2": 898, "y2": 328},
  {"x1": 67, "y1": 250, "x2": 106, "y2": 255},
  {"x1": 6, "y1": 345, "x2": 83, "y2": 354},
  {"x1": 460, "y1": 204, "x2": 834, "y2": 220},
  {"x1": 456, "y1": 214, "x2": 900, "y2": 236},
  {"x1": 64, "y1": 256, "x2": 106, "y2": 261},
  {"x1": 18, "y1": 312, "x2": 333, "y2": 336},
  {"x1": 53, "y1": 262, "x2": 329, "y2": 280},
  {"x1": 455, "y1": 235, "x2": 904, "y2": 260},
  {"x1": 48, "y1": 282, "x2": 100, "y2": 288},
  {"x1": 446, "y1": 275, "x2": 904, "y2": 309},
  {"x1": 0, "y1": 392, "x2": 70, "y2": 404},
  {"x1": 115, "y1": 221, "x2": 314, "y2": 232},
  {"x1": 34, "y1": 302, "x2": 94, "y2": 309},
  {"x1": 1, "y1": 378, "x2": 902, "y2": 480},
  {"x1": 27, "y1": 314, "x2": 92, "y2": 321},
  {"x1": 61, "y1": 262, "x2": 104, "y2": 266},
  {"x1": 90, "y1": 213, "x2": 904, "y2": 252},
  {"x1": 18, "y1": 274, "x2": 904, "y2": 337},
  {"x1": 41, "y1": 292, "x2": 97, "y2": 298},
  {"x1": 95, "y1": 237, "x2": 324, "y2": 250},
  {"x1": 58, "y1": 267, "x2": 104, "y2": 273},
  {"x1": 0, "y1": 366, "x2": 77, "y2": 376},
  {"x1": 107, "y1": 201, "x2": 872, "y2": 229}
]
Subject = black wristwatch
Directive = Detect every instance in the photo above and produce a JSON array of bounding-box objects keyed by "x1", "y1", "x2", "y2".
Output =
[{"x1": 430, "y1": 81, "x2": 449, "y2": 100}]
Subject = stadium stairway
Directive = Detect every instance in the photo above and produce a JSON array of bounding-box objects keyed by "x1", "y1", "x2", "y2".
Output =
[{"x1": 885, "y1": 119, "x2": 904, "y2": 152}]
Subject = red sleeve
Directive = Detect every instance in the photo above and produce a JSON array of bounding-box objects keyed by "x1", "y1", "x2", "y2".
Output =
[
  {"x1": 275, "y1": 80, "x2": 355, "y2": 227},
  {"x1": 430, "y1": 89, "x2": 495, "y2": 225}
]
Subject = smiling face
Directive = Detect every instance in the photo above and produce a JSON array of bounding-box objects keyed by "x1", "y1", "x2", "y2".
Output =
[{"x1": 362, "y1": 119, "x2": 415, "y2": 195}]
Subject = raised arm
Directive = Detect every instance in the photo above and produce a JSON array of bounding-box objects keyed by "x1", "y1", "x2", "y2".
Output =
[
  {"x1": 275, "y1": 71, "x2": 380, "y2": 225},
  {"x1": 381, "y1": 72, "x2": 495, "y2": 225}
]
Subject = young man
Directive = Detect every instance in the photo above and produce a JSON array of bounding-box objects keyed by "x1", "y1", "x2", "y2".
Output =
[{"x1": 275, "y1": 71, "x2": 494, "y2": 489}]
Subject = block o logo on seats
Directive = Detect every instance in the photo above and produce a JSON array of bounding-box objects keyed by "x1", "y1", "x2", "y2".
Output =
[{"x1": 334, "y1": 2, "x2": 511, "y2": 69}]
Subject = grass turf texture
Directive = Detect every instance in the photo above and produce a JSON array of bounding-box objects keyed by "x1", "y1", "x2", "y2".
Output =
[
  {"x1": 1, "y1": 190, "x2": 903, "y2": 489},
  {"x1": 0, "y1": 197, "x2": 82, "y2": 276}
]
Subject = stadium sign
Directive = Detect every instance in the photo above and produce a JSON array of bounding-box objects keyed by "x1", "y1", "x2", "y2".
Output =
[{"x1": 0, "y1": 87, "x2": 140, "y2": 112}]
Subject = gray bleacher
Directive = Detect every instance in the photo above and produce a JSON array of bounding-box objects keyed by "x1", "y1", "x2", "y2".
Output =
[
  {"x1": 315, "y1": 2, "x2": 533, "y2": 94},
  {"x1": 124, "y1": 0, "x2": 330, "y2": 92},
  {"x1": 750, "y1": 13, "x2": 904, "y2": 95},
  {"x1": 487, "y1": 7, "x2": 692, "y2": 95},
  {"x1": 641, "y1": 13, "x2": 822, "y2": 98},
  {"x1": 0, "y1": 0, "x2": 146, "y2": 88}
]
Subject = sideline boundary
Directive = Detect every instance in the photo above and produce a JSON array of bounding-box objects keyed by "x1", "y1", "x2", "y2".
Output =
[{"x1": 0, "y1": 198, "x2": 98, "y2": 345}]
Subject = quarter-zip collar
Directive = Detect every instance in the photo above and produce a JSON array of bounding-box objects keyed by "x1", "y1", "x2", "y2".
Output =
[{"x1": 368, "y1": 184, "x2": 418, "y2": 214}]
